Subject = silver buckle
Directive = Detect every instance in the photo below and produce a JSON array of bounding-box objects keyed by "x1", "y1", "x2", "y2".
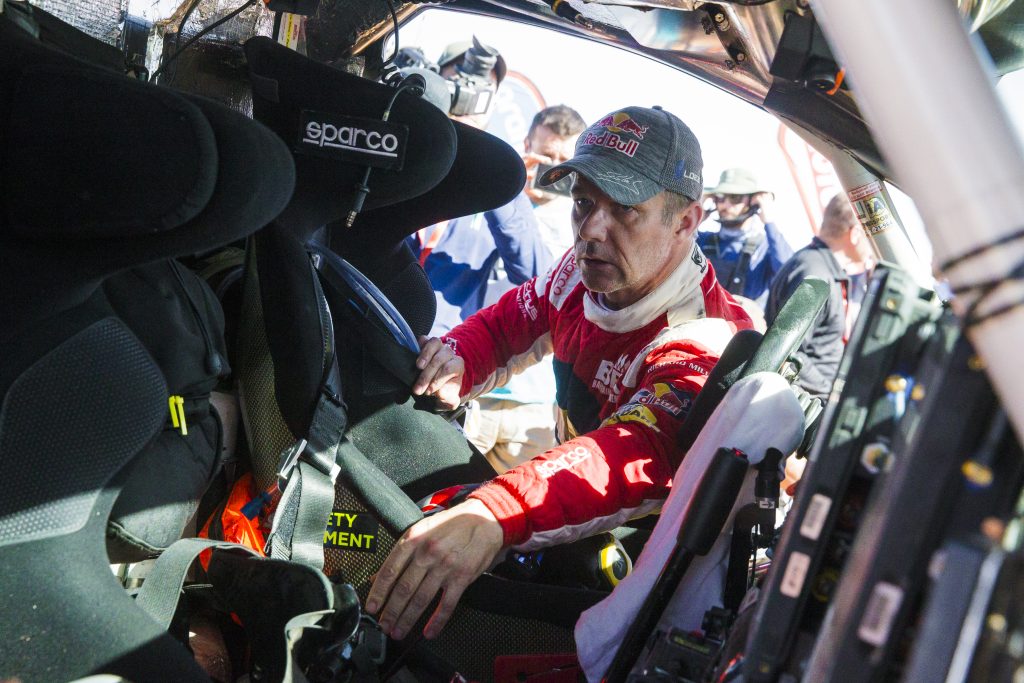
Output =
[{"x1": 276, "y1": 438, "x2": 308, "y2": 488}]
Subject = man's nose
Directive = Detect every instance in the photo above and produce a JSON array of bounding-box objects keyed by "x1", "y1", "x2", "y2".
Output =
[{"x1": 577, "y1": 206, "x2": 610, "y2": 242}]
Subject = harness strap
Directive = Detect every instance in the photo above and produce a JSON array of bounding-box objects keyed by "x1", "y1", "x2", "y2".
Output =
[
  {"x1": 135, "y1": 537, "x2": 260, "y2": 628},
  {"x1": 263, "y1": 255, "x2": 347, "y2": 569},
  {"x1": 135, "y1": 537, "x2": 340, "y2": 683},
  {"x1": 267, "y1": 363, "x2": 346, "y2": 568}
]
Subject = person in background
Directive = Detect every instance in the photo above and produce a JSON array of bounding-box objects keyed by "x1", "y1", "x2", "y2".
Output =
[
  {"x1": 410, "y1": 38, "x2": 553, "y2": 336},
  {"x1": 466, "y1": 105, "x2": 588, "y2": 473},
  {"x1": 765, "y1": 193, "x2": 871, "y2": 400},
  {"x1": 697, "y1": 167, "x2": 794, "y2": 323},
  {"x1": 842, "y1": 216, "x2": 877, "y2": 337},
  {"x1": 522, "y1": 105, "x2": 588, "y2": 256},
  {"x1": 369, "y1": 105, "x2": 753, "y2": 641}
]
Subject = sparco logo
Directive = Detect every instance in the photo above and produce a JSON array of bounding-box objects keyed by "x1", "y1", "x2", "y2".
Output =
[
  {"x1": 296, "y1": 111, "x2": 408, "y2": 170},
  {"x1": 304, "y1": 121, "x2": 399, "y2": 156}
]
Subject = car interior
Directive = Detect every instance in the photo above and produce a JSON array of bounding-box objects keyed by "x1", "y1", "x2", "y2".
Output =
[{"x1": 1, "y1": 0, "x2": 1023, "y2": 681}]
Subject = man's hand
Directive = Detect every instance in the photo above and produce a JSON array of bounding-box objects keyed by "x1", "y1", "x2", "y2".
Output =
[
  {"x1": 366, "y1": 499, "x2": 505, "y2": 640},
  {"x1": 413, "y1": 336, "x2": 465, "y2": 409},
  {"x1": 751, "y1": 191, "x2": 774, "y2": 224},
  {"x1": 522, "y1": 151, "x2": 555, "y2": 203}
]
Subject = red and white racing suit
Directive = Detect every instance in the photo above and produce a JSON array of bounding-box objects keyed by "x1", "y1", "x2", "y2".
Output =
[{"x1": 444, "y1": 243, "x2": 753, "y2": 551}]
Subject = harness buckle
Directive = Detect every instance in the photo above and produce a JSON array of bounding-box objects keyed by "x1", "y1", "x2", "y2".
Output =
[{"x1": 276, "y1": 438, "x2": 308, "y2": 488}]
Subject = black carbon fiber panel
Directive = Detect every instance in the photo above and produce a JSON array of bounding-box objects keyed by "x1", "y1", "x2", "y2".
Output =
[{"x1": 427, "y1": 606, "x2": 577, "y2": 683}]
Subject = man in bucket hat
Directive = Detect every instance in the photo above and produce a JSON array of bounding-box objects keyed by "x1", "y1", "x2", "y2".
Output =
[
  {"x1": 697, "y1": 167, "x2": 794, "y2": 316},
  {"x1": 368, "y1": 106, "x2": 753, "y2": 640}
]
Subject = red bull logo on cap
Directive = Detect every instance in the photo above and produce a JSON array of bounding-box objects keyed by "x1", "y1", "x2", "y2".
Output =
[
  {"x1": 583, "y1": 112, "x2": 649, "y2": 158},
  {"x1": 594, "y1": 112, "x2": 649, "y2": 139}
]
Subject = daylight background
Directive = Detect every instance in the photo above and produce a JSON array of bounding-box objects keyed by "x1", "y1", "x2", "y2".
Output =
[{"x1": 392, "y1": 9, "x2": 1024, "y2": 272}]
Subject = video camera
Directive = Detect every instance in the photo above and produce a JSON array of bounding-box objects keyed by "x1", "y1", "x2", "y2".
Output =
[{"x1": 393, "y1": 38, "x2": 500, "y2": 117}]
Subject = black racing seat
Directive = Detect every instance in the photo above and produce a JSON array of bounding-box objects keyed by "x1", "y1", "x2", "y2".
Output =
[
  {"x1": 233, "y1": 38, "x2": 595, "y2": 680},
  {"x1": 0, "y1": 14, "x2": 295, "y2": 682},
  {"x1": 236, "y1": 37, "x2": 526, "y2": 579}
]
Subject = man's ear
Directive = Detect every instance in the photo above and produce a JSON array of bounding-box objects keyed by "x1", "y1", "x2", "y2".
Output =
[
  {"x1": 849, "y1": 224, "x2": 862, "y2": 245},
  {"x1": 677, "y1": 201, "x2": 704, "y2": 240}
]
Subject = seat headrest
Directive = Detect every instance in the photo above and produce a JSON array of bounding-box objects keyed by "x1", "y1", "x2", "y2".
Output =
[
  {"x1": 244, "y1": 37, "x2": 458, "y2": 238},
  {"x1": 0, "y1": 16, "x2": 296, "y2": 335},
  {"x1": 340, "y1": 119, "x2": 527, "y2": 256},
  {"x1": 0, "y1": 16, "x2": 295, "y2": 263}
]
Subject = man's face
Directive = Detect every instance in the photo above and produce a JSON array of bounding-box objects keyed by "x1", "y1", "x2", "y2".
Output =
[
  {"x1": 571, "y1": 174, "x2": 698, "y2": 309},
  {"x1": 524, "y1": 124, "x2": 577, "y2": 205},
  {"x1": 713, "y1": 193, "x2": 752, "y2": 222},
  {"x1": 526, "y1": 124, "x2": 576, "y2": 165}
]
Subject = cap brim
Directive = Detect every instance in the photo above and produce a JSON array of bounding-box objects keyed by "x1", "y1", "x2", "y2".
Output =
[{"x1": 539, "y1": 155, "x2": 662, "y2": 206}]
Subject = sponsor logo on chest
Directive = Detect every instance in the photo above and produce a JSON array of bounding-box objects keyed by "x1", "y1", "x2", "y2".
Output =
[{"x1": 592, "y1": 353, "x2": 630, "y2": 402}]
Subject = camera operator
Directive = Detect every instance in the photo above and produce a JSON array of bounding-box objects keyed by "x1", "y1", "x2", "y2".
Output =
[
  {"x1": 437, "y1": 37, "x2": 507, "y2": 128},
  {"x1": 405, "y1": 38, "x2": 587, "y2": 472},
  {"x1": 409, "y1": 37, "x2": 552, "y2": 336}
]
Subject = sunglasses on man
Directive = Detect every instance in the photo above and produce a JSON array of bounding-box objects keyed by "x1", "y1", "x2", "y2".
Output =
[{"x1": 711, "y1": 194, "x2": 750, "y2": 205}]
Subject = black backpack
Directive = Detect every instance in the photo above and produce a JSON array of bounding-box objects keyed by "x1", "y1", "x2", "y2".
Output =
[{"x1": 103, "y1": 259, "x2": 231, "y2": 562}]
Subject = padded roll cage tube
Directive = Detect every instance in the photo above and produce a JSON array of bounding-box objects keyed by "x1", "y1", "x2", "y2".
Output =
[
  {"x1": 604, "y1": 447, "x2": 752, "y2": 683},
  {"x1": 745, "y1": 277, "x2": 829, "y2": 376},
  {"x1": 811, "y1": 0, "x2": 1024, "y2": 456}
]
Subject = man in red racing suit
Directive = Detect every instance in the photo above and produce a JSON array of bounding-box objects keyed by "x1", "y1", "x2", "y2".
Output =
[{"x1": 367, "y1": 105, "x2": 752, "y2": 642}]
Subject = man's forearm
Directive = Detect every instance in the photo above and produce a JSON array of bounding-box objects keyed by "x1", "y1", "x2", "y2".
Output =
[{"x1": 487, "y1": 193, "x2": 554, "y2": 283}]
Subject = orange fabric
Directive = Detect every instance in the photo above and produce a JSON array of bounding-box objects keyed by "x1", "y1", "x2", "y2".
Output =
[
  {"x1": 417, "y1": 220, "x2": 449, "y2": 266},
  {"x1": 198, "y1": 472, "x2": 267, "y2": 570}
]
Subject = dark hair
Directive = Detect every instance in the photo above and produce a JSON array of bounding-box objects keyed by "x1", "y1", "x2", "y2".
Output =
[
  {"x1": 661, "y1": 190, "x2": 694, "y2": 225},
  {"x1": 528, "y1": 105, "x2": 587, "y2": 139}
]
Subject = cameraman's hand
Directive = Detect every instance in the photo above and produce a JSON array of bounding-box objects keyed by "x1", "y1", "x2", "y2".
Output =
[
  {"x1": 413, "y1": 336, "x2": 465, "y2": 410},
  {"x1": 751, "y1": 191, "x2": 774, "y2": 225},
  {"x1": 366, "y1": 499, "x2": 505, "y2": 640},
  {"x1": 522, "y1": 152, "x2": 555, "y2": 203}
]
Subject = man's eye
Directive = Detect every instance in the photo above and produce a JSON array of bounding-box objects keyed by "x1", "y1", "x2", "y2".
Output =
[{"x1": 616, "y1": 203, "x2": 636, "y2": 213}]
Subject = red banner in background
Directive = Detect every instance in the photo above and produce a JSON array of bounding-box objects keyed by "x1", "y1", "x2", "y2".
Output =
[{"x1": 777, "y1": 123, "x2": 841, "y2": 235}]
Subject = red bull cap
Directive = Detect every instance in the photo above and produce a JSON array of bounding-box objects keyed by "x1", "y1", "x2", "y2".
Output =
[{"x1": 538, "y1": 105, "x2": 703, "y2": 205}]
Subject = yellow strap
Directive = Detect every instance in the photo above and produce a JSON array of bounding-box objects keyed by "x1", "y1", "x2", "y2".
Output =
[
  {"x1": 169, "y1": 395, "x2": 188, "y2": 436},
  {"x1": 168, "y1": 396, "x2": 180, "y2": 429}
]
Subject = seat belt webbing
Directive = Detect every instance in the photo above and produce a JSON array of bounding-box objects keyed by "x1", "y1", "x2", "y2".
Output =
[
  {"x1": 135, "y1": 537, "x2": 260, "y2": 629},
  {"x1": 267, "y1": 372, "x2": 346, "y2": 568}
]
